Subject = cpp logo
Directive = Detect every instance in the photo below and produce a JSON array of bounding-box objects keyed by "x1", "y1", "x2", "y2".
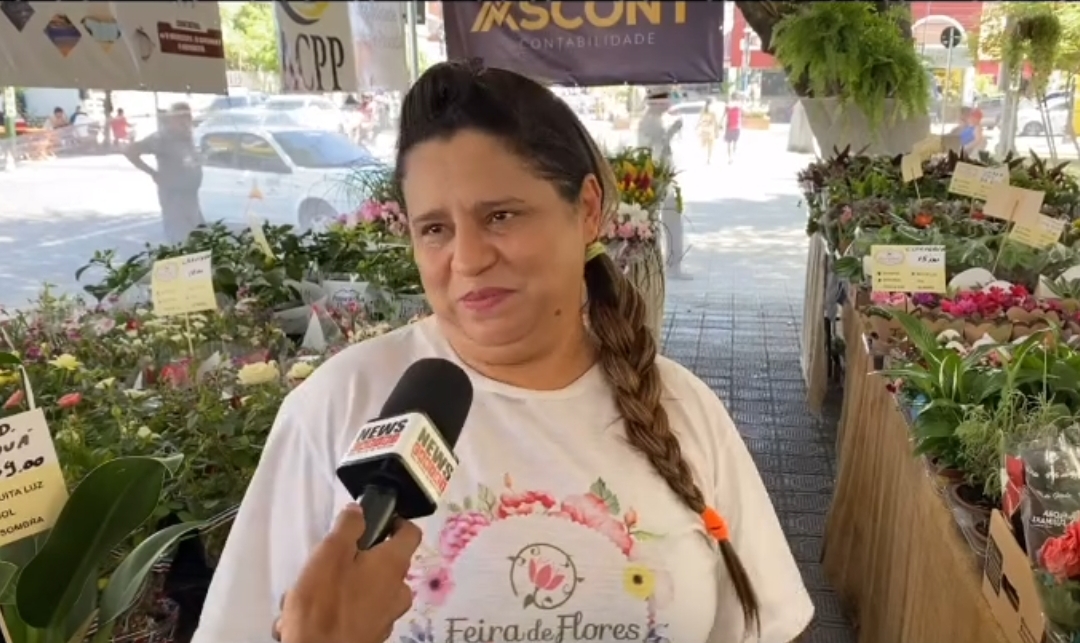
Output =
[
  {"x1": 277, "y1": 1, "x2": 330, "y2": 26},
  {"x1": 277, "y1": 0, "x2": 346, "y2": 92}
]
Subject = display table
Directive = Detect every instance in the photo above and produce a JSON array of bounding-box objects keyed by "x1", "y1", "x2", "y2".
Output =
[
  {"x1": 821, "y1": 302, "x2": 1008, "y2": 643},
  {"x1": 800, "y1": 233, "x2": 831, "y2": 414}
]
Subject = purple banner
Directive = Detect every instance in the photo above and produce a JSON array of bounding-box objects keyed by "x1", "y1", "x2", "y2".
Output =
[{"x1": 443, "y1": 1, "x2": 725, "y2": 86}]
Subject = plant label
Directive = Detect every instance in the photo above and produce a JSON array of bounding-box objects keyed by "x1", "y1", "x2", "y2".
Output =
[
  {"x1": 983, "y1": 185, "x2": 1045, "y2": 224},
  {"x1": 949, "y1": 162, "x2": 1010, "y2": 200},
  {"x1": 911, "y1": 135, "x2": 943, "y2": 160},
  {"x1": 901, "y1": 154, "x2": 923, "y2": 183},
  {"x1": 247, "y1": 211, "x2": 276, "y2": 260},
  {"x1": 1009, "y1": 214, "x2": 1066, "y2": 249},
  {"x1": 870, "y1": 245, "x2": 946, "y2": 294},
  {"x1": 150, "y1": 251, "x2": 217, "y2": 317},
  {"x1": 0, "y1": 408, "x2": 68, "y2": 547}
]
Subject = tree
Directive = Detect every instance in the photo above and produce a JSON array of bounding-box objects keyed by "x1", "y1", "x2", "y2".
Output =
[
  {"x1": 734, "y1": 1, "x2": 911, "y2": 57},
  {"x1": 221, "y1": 1, "x2": 280, "y2": 72}
]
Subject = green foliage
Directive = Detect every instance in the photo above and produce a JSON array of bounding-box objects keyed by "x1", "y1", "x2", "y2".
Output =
[
  {"x1": 221, "y1": 2, "x2": 280, "y2": 72},
  {"x1": 974, "y1": 3, "x2": 1074, "y2": 92},
  {"x1": 771, "y1": 3, "x2": 929, "y2": 128}
]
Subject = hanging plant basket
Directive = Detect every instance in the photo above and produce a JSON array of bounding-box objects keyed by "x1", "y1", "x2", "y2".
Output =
[{"x1": 1004, "y1": 12, "x2": 1063, "y2": 95}]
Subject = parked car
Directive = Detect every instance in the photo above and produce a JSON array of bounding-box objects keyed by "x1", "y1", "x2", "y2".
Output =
[
  {"x1": 194, "y1": 92, "x2": 266, "y2": 125},
  {"x1": 1017, "y1": 96, "x2": 1071, "y2": 137},
  {"x1": 193, "y1": 107, "x2": 304, "y2": 139},
  {"x1": 195, "y1": 124, "x2": 383, "y2": 230},
  {"x1": 261, "y1": 94, "x2": 347, "y2": 134}
]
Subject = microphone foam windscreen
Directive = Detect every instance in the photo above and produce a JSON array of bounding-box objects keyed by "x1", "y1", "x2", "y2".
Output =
[{"x1": 379, "y1": 358, "x2": 473, "y2": 448}]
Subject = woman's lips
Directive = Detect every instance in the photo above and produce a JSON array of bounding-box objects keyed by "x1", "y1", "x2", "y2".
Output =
[{"x1": 459, "y1": 288, "x2": 514, "y2": 313}]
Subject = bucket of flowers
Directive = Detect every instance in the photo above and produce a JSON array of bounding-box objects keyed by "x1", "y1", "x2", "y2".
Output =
[{"x1": 602, "y1": 147, "x2": 680, "y2": 270}]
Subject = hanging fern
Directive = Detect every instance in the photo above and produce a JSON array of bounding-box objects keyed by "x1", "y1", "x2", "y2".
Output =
[
  {"x1": 771, "y1": 3, "x2": 929, "y2": 129},
  {"x1": 1004, "y1": 11, "x2": 1062, "y2": 96}
]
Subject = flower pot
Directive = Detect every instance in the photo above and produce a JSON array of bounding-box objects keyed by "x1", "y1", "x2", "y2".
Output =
[
  {"x1": 800, "y1": 97, "x2": 932, "y2": 156},
  {"x1": 387, "y1": 293, "x2": 429, "y2": 320},
  {"x1": 321, "y1": 279, "x2": 377, "y2": 309},
  {"x1": 946, "y1": 482, "x2": 992, "y2": 553},
  {"x1": 962, "y1": 321, "x2": 1012, "y2": 344},
  {"x1": 272, "y1": 303, "x2": 311, "y2": 336},
  {"x1": 925, "y1": 455, "x2": 964, "y2": 496}
]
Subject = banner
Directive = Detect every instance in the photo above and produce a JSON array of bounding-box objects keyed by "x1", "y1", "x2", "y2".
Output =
[
  {"x1": 349, "y1": 2, "x2": 410, "y2": 93},
  {"x1": 443, "y1": 1, "x2": 725, "y2": 87},
  {"x1": 277, "y1": 0, "x2": 359, "y2": 94},
  {"x1": 0, "y1": 1, "x2": 227, "y2": 93}
]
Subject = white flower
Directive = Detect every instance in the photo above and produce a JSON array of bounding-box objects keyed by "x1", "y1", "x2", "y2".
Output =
[
  {"x1": 971, "y1": 334, "x2": 999, "y2": 350},
  {"x1": 237, "y1": 361, "x2": 280, "y2": 386},
  {"x1": 287, "y1": 361, "x2": 315, "y2": 381},
  {"x1": 936, "y1": 329, "x2": 961, "y2": 343},
  {"x1": 944, "y1": 341, "x2": 969, "y2": 355},
  {"x1": 617, "y1": 202, "x2": 651, "y2": 225}
]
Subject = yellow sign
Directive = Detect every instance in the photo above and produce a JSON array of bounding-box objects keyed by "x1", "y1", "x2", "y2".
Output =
[
  {"x1": 471, "y1": 1, "x2": 687, "y2": 32},
  {"x1": 911, "y1": 135, "x2": 943, "y2": 160},
  {"x1": 1009, "y1": 214, "x2": 1066, "y2": 249},
  {"x1": 900, "y1": 154, "x2": 923, "y2": 183},
  {"x1": 948, "y1": 162, "x2": 1010, "y2": 200},
  {"x1": 248, "y1": 213, "x2": 276, "y2": 260},
  {"x1": 870, "y1": 245, "x2": 947, "y2": 293},
  {"x1": 0, "y1": 409, "x2": 67, "y2": 547},
  {"x1": 983, "y1": 185, "x2": 1045, "y2": 224},
  {"x1": 151, "y1": 251, "x2": 217, "y2": 317}
]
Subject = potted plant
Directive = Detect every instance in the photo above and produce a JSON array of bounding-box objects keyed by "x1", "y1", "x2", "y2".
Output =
[
  {"x1": 3, "y1": 456, "x2": 203, "y2": 643},
  {"x1": 771, "y1": 3, "x2": 931, "y2": 155}
]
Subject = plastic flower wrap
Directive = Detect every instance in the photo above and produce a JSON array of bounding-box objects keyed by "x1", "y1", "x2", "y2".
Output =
[
  {"x1": 1017, "y1": 429, "x2": 1080, "y2": 641},
  {"x1": 606, "y1": 147, "x2": 678, "y2": 214},
  {"x1": 602, "y1": 202, "x2": 658, "y2": 269}
]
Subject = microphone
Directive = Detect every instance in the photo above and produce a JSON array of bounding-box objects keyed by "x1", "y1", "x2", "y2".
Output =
[{"x1": 336, "y1": 358, "x2": 473, "y2": 550}]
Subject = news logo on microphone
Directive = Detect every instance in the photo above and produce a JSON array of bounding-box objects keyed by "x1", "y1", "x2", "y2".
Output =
[{"x1": 340, "y1": 412, "x2": 458, "y2": 504}]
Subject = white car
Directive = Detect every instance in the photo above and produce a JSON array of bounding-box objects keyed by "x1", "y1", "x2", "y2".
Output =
[
  {"x1": 195, "y1": 124, "x2": 384, "y2": 230},
  {"x1": 262, "y1": 94, "x2": 347, "y2": 134},
  {"x1": 1017, "y1": 96, "x2": 1070, "y2": 137}
]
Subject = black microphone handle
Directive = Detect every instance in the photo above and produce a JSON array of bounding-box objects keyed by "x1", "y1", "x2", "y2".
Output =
[{"x1": 356, "y1": 484, "x2": 398, "y2": 551}]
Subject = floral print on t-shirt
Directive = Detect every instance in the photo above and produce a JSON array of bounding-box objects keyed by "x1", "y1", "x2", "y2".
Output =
[{"x1": 398, "y1": 474, "x2": 673, "y2": 643}]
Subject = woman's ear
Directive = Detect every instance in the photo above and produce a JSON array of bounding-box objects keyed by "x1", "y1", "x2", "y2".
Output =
[{"x1": 578, "y1": 174, "x2": 603, "y2": 242}]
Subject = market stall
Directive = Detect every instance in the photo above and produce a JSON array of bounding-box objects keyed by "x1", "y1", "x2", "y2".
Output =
[{"x1": 801, "y1": 141, "x2": 1080, "y2": 643}]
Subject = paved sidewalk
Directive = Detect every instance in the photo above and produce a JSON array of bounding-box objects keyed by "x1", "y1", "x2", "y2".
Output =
[{"x1": 660, "y1": 135, "x2": 854, "y2": 643}]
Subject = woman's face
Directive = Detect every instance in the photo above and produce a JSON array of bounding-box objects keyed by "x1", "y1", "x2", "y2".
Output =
[{"x1": 401, "y1": 130, "x2": 602, "y2": 354}]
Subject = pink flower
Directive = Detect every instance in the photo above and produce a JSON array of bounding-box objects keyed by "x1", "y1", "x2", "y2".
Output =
[
  {"x1": 3, "y1": 390, "x2": 24, "y2": 410},
  {"x1": 57, "y1": 392, "x2": 82, "y2": 409},
  {"x1": 497, "y1": 490, "x2": 556, "y2": 518},
  {"x1": 438, "y1": 511, "x2": 490, "y2": 562},
  {"x1": 414, "y1": 565, "x2": 454, "y2": 607},
  {"x1": 559, "y1": 493, "x2": 633, "y2": 555},
  {"x1": 528, "y1": 558, "x2": 566, "y2": 592},
  {"x1": 359, "y1": 201, "x2": 382, "y2": 223}
]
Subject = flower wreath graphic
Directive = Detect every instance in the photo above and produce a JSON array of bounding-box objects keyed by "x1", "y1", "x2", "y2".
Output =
[{"x1": 399, "y1": 474, "x2": 673, "y2": 643}]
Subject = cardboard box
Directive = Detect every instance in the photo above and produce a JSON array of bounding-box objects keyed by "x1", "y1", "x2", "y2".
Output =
[{"x1": 983, "y1": 510, "x2": 1046, "y2": 643}]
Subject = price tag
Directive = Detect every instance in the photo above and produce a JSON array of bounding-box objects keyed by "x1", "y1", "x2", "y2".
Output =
[
  {"x1": 984, "y1": 184, "x2": 1045, "y2": 224},
  {"x1": 151, "y1": 251, "x2": 217, "y2": 317},
  {"x1": 1009, "y1": 214, "x2": 1066, "y2": 249},
  {"x1": 248, "y1": 212, "x2": 276, "y2": 260},
  {"x1": 0, "y1": 409, "x2": 67, "y2": 547},
  {"x1": 870, "y1": 245, "x2": 947, "y2": 293},
  {"x1": 948, "y1": 163, "x2": 1010, "y2": 200},
  {"x1": 900, "y1": 154, "x2": 923, "y2": 183}
]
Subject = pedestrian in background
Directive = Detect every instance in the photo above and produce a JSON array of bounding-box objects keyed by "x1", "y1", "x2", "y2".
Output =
[{"x1": 125, "y1": 102, "x2": 205, "y2": 245}]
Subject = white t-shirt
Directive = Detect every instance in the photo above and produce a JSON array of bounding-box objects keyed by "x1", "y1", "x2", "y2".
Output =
[{"x1": 193, "y1": 318, "x2": 813, "y2": 643}]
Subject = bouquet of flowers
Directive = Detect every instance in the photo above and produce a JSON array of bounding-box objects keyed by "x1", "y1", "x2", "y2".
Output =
[
  {"x1": 338, "y1": 167, "x2": 408, "y2": 240},
  {"x1": 602, "y1": 147, "x2": 680, "y2": 268}
]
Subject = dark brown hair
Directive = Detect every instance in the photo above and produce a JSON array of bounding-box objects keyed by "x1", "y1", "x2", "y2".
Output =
[{"x1": 394, "y1": 60, "x2": 760, "y2": 634}]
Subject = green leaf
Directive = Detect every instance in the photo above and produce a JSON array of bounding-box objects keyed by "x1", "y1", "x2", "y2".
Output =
[
  {"x1": 0, "y1": 353, "x2": 21, "y2": 368},
  {"x1": 16, "y1": 456, "x2": 174, "y2": 629},
  {"x1": 589, "y1": 478, "x2": 621, "y2": 515},
  {"x1": 477, "y1": 485, "x2": 497, "y2": 515},
  {"x1": 0, "y1": 561, "x2": 17, "y2": 601},
  {"x1": 99, "y1": 520, "x2": 204, "y2": 625},
  {"x1": 462, "y1": 497, "x2": 473, "y2": 511}
]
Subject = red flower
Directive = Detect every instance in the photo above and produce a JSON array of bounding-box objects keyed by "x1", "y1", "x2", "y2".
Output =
[
  {"x1": 1041, "y1": 521, "x2": 1080, "y2": 581},
  {"x1": 57, "y1": 392, "x2": 82, "y2": 409},
  {"x1": 972, "y1": 210, "x2": 986, "y2": 220},
  {"x1": 913, "y1": 213, "x2": 934, "y2": 228},
  {"x1": 528, "y1": 558, "x2": 565, "y2": 592},
  {"x1": 3, "y1": 389, "x2": 24, "y2": 410},
  {"x1": 159, "y1": 360, "x2": 192, "y2": 387}
]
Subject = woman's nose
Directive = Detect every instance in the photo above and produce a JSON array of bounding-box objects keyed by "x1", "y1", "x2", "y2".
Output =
[{"x1": 450, "y1": 225, "x2": 497, "y2": 276}]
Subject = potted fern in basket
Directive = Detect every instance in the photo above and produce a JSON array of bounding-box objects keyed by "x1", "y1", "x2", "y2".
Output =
[
  {"x1": 1, "y1": 456, "x2": 203, "y2": 643},
  {"x1": 771, "y1": 2, "x2": 931, "y2": 156}
]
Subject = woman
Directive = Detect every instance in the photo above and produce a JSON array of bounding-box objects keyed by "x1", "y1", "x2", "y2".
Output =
[
  {"x1": 194, "y1": 60, "x2": 813, "y2": 643},
  {"x1": 697, "y1": 99, "x2": 719, "y2": 164},
  {"x1": 723, "y1": 95, "x2": 744, "y2": 164}
]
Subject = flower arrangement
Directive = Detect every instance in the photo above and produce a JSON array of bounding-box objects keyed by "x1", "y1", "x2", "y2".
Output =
[
  {"x1": 601, "y1": 147, "x2": 680, "y2": 269},
  {"x1": 341, "y1": 199, "x2": 408, "y2": 239},
  {"x1": 339, "y1": 166, "x2": 408, "y2": 240}
]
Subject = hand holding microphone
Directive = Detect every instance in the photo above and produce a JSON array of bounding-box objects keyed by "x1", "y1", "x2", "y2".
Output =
[{"x1": 276, "y1": 505, "x2": 421, "y2": 643}]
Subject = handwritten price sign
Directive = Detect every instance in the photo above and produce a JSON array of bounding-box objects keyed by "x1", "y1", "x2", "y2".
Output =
[
  {"x1": 151, "y1": 251, "x2": 217, "y2": 317},
  {"x1": 0, "y1": 409, "x2": 67, "y2": 547}
]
